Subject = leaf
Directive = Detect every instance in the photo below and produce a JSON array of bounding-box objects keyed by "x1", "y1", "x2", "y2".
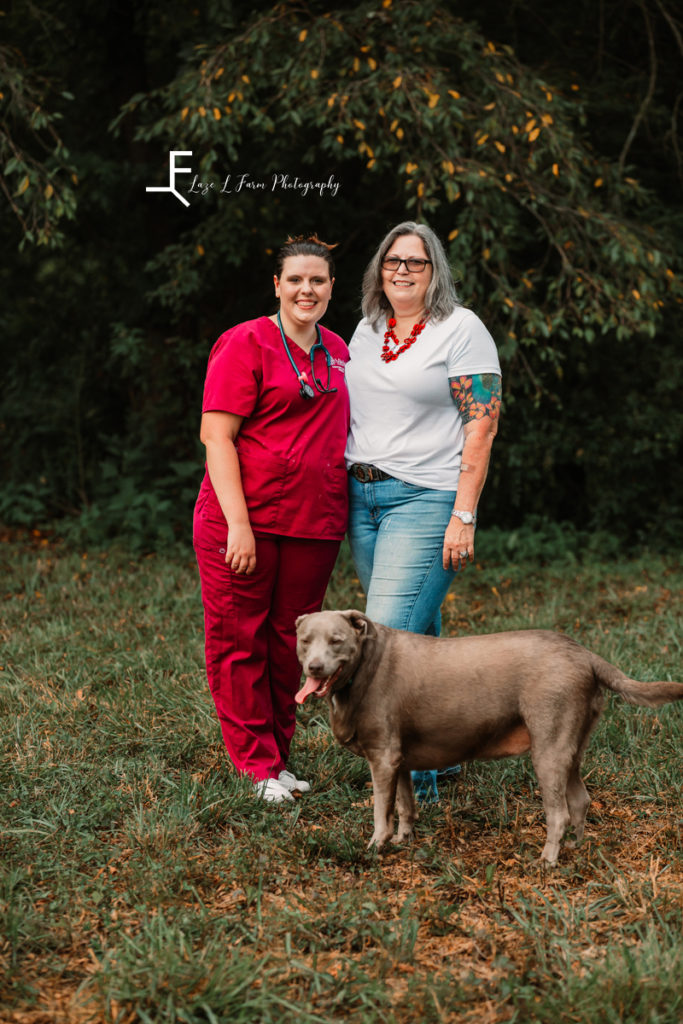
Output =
[{"x1": 17, "y1": 175, "x2": 30, "y2": 196}]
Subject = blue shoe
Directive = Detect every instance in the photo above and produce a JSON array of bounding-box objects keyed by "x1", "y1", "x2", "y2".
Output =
[{"x1": 411, "y1": 769, "x2": 439, "y2": 804}]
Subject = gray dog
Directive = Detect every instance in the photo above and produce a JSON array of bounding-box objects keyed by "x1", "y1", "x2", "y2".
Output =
[{"x1": 295, "y1": 610, "x2": 683, "y2": 864}]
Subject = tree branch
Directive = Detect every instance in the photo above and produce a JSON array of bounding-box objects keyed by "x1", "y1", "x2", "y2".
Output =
[
  {"x1": 618, "y1": 0, "x2": 657, "y2": 175},
  {"x1": 654, "y1": 0, "x2": 683, "y2": 57}
]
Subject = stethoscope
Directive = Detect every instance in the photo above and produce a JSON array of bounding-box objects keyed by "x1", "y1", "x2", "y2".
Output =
[{"x1": 277, "y1": 311, "x2": 338, "y2": 400}]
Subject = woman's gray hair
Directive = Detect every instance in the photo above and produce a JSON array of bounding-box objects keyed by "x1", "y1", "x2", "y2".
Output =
[{"x1": 361, "y1": 221, "x2": 459, "y2": 327}]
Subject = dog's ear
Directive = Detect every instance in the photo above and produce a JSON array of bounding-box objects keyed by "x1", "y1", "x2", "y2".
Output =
[
  {"x1": 295, "y1": 614, "x2": 309, "y2": 629},
  {"x1": 341, "y1": 609, "x2": 376, "y2": 638}
]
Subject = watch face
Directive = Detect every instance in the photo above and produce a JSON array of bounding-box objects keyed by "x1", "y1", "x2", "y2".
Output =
[{"x1": 458, "y1": 512, "x2": 473, "y2": 523}]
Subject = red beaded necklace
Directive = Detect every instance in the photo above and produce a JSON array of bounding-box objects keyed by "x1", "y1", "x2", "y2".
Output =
[{"x1": 381, "y1": 317, "x2": 426, "y2": 362}]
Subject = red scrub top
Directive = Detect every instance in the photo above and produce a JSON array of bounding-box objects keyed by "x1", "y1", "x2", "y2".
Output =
[{"x1": 197, "y1": 316, "x2": 350, "y2": 540}]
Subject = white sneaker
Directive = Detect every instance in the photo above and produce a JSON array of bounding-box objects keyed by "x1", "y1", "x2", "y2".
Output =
[
  {"x1": 278, "y1": 769, "x2": 311, "y2": 794},
  {"x1": 253, "y1": 778, "x2": 294, "y2": 803}
]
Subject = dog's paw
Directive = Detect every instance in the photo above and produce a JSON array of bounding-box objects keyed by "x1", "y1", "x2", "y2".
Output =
[
  {"x1": 564, "y1": 828, "x2": 584, "y2": 850},
  {"x1": 367, "y1": 833, "x2": 390, "y2": 851},
  {"x1": 391, "y1": 829, "x2": 413, "y2": 845}
]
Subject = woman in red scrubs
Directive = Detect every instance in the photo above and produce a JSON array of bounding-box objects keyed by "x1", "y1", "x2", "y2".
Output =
[{"x1": 193, "y1": 235, "x2": 349, "y2": 803}]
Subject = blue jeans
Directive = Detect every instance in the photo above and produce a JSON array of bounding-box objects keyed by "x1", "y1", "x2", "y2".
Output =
[
  {"x1": 348, "y1": 474, "x2": 461, "y2": 802},
  {"x1": 348, "y1": 475, "x2": 457, "y2": 634}
]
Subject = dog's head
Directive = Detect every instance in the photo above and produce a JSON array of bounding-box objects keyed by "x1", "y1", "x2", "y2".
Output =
[{"x1": 295, "y1": 609, "x2": 375, "y2": 704}]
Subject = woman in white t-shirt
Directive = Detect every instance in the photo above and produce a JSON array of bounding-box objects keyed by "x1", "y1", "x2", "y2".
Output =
[{"x1": 345, "y1": 220, "x2": 502, "y2": 801}]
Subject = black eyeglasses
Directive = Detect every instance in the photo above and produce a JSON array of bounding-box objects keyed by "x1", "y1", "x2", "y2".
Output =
[{"x1": 381, "y1": 256, "x2": 433, "y2": 273}]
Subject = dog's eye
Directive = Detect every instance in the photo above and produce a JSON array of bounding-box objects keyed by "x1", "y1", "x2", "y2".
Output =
[{"x1": 329, "y1": 636, "x2": 343, "y2": 646}]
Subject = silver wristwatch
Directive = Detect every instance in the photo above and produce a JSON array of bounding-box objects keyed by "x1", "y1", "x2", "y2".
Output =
[{"x1": 451, "y1": 509, "x2": 476, "y2": 525}]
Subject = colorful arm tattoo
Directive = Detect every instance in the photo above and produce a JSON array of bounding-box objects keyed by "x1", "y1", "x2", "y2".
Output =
[{"x1": 449, "y1": 373, "x2": 502, "y2": 424}]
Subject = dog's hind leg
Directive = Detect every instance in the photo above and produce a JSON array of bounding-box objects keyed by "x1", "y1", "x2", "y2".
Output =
[
  {"x1": 565, "y1": 700, "x2": 601, "y2": 848},
  {"x1": 531, "y1": 749, "x2": 572, "y2": 865},
  {"x1": 565, "y1": 765, "x2": 590, "y2": 848},
  {"x1": 393, "y1": 766, "x2": 417, "y2": 844}
]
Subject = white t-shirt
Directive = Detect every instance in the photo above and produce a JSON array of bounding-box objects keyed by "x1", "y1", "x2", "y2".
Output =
[{"x1": 345, "y1": 306, "x2": 501, "y2": 491}]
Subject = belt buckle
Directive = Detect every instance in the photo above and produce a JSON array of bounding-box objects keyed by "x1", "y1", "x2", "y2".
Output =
[{"x1": 352, "y1": 463, "x2": 372, "y2": 483}]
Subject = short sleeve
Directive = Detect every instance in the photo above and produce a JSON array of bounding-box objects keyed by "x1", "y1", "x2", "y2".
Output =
[
  {"x1": 202, "y1": 323, "x2": 262, "y2": 416},
  {"x1": 446, "y1": 309, "x2": 501, "y2": 378},
  {"x1": 319, "y1": 325, "x2": 351, "y2": 364}
]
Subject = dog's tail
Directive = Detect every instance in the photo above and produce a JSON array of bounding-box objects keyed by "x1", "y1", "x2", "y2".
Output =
[{"x1": 591, "y1": 654, "x2": 683, "y2": 708}]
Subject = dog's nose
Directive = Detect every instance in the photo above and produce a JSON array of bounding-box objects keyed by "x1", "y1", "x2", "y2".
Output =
[{"x1": 307, "y1": 659, "x2": 325, "y2": 676}]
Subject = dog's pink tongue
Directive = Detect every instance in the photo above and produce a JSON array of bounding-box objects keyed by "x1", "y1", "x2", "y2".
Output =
[{"x1": 295, "y1": 676, "x2": 322, "y2": 705}]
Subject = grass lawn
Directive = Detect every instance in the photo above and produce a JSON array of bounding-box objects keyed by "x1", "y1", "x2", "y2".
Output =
[{"x1": 1, "y1": 528, "x2": 681, "y2": 1023}]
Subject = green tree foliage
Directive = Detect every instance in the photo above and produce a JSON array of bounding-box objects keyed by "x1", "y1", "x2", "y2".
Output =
[
  {"x1": 126, "y1": 0, "x2": 681, "y2": 348},
  {"x1": 1, "y1": 0, "x2": 682, "y2": 547},
  {"x1": 0, "y1": 23, "x2": 77, "y2": 246}
]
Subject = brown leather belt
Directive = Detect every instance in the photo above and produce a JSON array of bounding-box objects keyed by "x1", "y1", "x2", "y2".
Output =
[{"x1": 349, "y1": 463, "x2": 393, "y2": 483}]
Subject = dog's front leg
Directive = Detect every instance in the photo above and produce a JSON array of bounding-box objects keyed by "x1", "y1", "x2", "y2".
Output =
[
  {"x1": 367, "y1": 757, "x2": 400, "y2": 850},
  {"x1": 393, "y1": 767, "x2": 417, "y2": 844}
]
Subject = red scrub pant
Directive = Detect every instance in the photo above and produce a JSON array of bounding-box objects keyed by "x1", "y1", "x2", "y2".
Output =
[{"x1": 193, "y1": 509, "x2": 340, "y2": 781}]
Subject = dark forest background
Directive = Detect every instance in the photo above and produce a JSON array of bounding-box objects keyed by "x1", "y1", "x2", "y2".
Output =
[{"x1": 2, "y1": 0, "x2": 682, "y2": 551}]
